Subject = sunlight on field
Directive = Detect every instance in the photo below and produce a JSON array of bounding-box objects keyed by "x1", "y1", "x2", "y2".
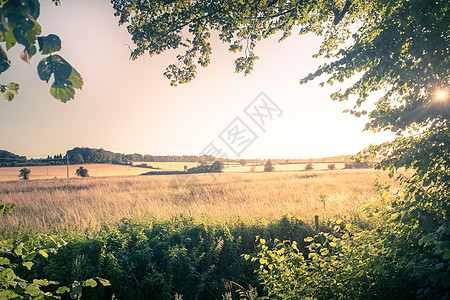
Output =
[
  {"x1": 223, "y1": 162, "x2": 346, "y2": 172},
  {"x1": 0, "y1": 169, "x2": 397, "y2": 235},
  {"x1": 0, "y1": 164, "x2": 152, "y2": 181}
]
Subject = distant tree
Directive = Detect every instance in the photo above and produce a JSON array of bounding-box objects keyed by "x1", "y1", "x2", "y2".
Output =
[
  {"x1": 71, "y1": 153, "x2": 84, "y2": 164},
  {"x1": 328, "y1": 163, "x2": 336, "y2": 170},
  {"x1": 184, "y1": 165, "x2": 188, "y2": 172},
  {"x1": 239, "y1": 159, "x2": 247, "y2": 166},
  {"x1": 210, "y1": 161, "x2": 225, "y2": 173},
  {"x1": 305, "y1": 159, "x2": 314, "y2": 170},
  {"x1": 19, "y1": 168, "x2": 30, "y2": 180},
  {"x1": 264, "y1": 160, "x2": 275, "y2": 172},
  {"x1": 75, "y1": 166, "x2": 89, "y2": 177}
]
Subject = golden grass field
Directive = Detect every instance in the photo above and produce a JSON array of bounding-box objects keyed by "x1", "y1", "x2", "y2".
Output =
[
  {"x1": 0, "y1": 162, "x2": 347, "y2": 182},
  {"x1": 0, "y1": 164, "x2": 153, "y2": 181},
  {"x1": 0, "y1": 169, "x2": 397, "y2": 235}
]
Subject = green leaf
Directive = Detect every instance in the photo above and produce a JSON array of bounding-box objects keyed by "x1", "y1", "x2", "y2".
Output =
[
  {"x1": 38, "y1": 34, "x2": 61, "y2": 54},
  {"x1": 13, "y1": 20, "x2": 37, "y2": 49},
  {"x1": 22, "y1": 251, "x2": 37, "y2": 261},
  {"x1": 4, "y1": 27, "x2": 17, "y2": 50},
  {"x1": 68, "y1": 67, "x2": 83, "y2": 89},
  {"x1": 25, "y1": 283, "x2": 41, "y2": 297},
  {"x1": 38, "y1": 249, "x2": 48, "y2": 258},
  {"x1": 96, "y1": 277, "x2": 111, "y2": 287},
  {"x1": 56, "y1": 286, "x2": 70, "y2": 294},
  {"x1": 23, "y1": 261, "x2": 34, "y2": 270},
  {"x1": 0, "y1": 257, "x2": 10, "y2": 265},
  {"x1": 444, "y1": 251, "x2": 450, "y2": 260},
  {"x1": 33, "y1": 279, "x2": 49, "y2": 286},
  {"x1": 50, "y1": 80, "x2": 75, "y2": 102},
  {"x1": 3, "y1": 92, "x2": 15, "y2": 101},
  {"x1": 0, "y1": 45, "x2": 11, "y2": 73},
  {"x1": 304, "y1": 237, "x2": 314, "y2": 243},
  {"x1": 82, "y1": 278, "x2": 97, "y2": 288}
]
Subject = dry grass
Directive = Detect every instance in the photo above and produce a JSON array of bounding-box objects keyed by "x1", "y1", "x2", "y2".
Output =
[
  {"x1": 0, "y1": 169, "x2": 397, "y2": 235},
  {"x1": 0, "y1": 164, "x2": 152, "y2": 181}
]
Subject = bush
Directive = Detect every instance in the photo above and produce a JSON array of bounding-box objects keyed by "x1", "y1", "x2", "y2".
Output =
[
  {"x1": 264, "y1": 160, "x2": 274, "y2": 172},
  {"x1": 305, "y1": 160, "x2": 313, "y2": 170},
  {"x1": 30, "y1": 215, "x2": 317, "y2": 300},
  {"x1": 327, "y1": 163, "x2": 336, "y2": 170},
  {"x1": 19, "y1": 168, "x2": 31, "y2": 180},
  {"x1": 75, "y1": 166, "x2": 89, "y2": 177}
]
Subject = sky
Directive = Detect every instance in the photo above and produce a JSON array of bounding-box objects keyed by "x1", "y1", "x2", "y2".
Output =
[{"x1": 0, "y1": 0, "x2": 394, "y2": 159}]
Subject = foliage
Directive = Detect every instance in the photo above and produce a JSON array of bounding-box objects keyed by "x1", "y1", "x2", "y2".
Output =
[
  {"x1": 67, "y1": 147, "x2": 213, "y2": 164},
  {"x1": 344, "y1": 159, "x2": 372, "y2": 169},
  {"x1": 75, "y1": 166, "x2": 89, "y2": 177},
  {"x1": 0, "y1": 150, "x2": 27, "y2": 167},
  {"x1": 327, "y1": 163, "x2": 335, "y2": 170},
  {"x1": 0, "y1": 0, "x2": 83, "y2": 102},
  {"x1": 305, "y1": 160, "x2": 313, "y2": 170},
  {"x1": 187, "y1": 160, "x2": 224, "y2": 173},
  {"x1": 28, "y1": 215, "x2": 316, "y2": 299},
  {"x1": 18, "y1": 168, "x2": 30, "y2": 180},
  {"x1": 0, "y1": 201, "x2": 111, "y2": 299},
  {"x1": 263, "y1": 160, "x2": 274, "y2": 172},
  {"x1": 71, "y1": 154, "x2": 84, "y2": 165}
]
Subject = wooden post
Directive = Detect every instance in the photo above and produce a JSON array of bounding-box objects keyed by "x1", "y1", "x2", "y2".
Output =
[{"x1": 315, "y1": 215, "x2": 319, "y2": 231}]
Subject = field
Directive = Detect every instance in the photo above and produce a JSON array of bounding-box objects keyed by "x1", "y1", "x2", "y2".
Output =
[
  {"x1": 0, "y1": 164, "x2": 153, "y2": 181},
  {"x1": 0, "y1": 161, "x2": 348, "y2": 182},
  {"x1": 0, "y1": 168, "x2": 409, "y2": 299},
  {"x1": 0, "y1": 168, "x2": 395, "y2": 235}
]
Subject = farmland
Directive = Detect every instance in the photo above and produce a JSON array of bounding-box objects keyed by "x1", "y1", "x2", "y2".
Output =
[
  {"x1": 0, "y1": 161, "x2": 348, "y2": 182},
  {"x1": 0, "y1": 169, "x2": 394, "y2": 236},
  {"x1": 0, "y1": 168, "x2": 400, "y2": 299}
]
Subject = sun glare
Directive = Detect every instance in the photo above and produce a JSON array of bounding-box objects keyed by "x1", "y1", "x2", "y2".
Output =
[{"x1": 434, "y1": 90, "x2": 448, "y2": 102}]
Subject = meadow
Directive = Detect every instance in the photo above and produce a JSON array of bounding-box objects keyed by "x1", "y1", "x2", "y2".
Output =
[
  {"x1": 0, "y1": 168, "x2": 401, "y2": 299},
  {"x1": 0, "y1": 169, "x2": 394, "y2": 236},
  {"x1": 0, "y1": 161, "x2": 347, "y2": 182}
]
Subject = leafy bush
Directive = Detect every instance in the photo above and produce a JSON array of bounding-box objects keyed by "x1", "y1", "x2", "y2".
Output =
[
  {"x1": 75, "y1": 166, "x2": 89, "y2": 177},
  {"x1": 30, "y1": 215, "x2": 317, "y2": 299},
  {"x1": 19, "y1": 168, "x2": 31, "y2": 180},
  {"x1": 263, "y1": 160, "x2": 274, "y2": 172},
  {"x1": 305, "y1": 160, "x2": 313, "y2": 170},
  {"x1": 0, "y1": 200, "x2": 110, "y2": 299}
]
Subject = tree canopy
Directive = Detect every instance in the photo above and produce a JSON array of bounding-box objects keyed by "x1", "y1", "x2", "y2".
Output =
[{"x1": 0, "y1": 0, "x2": 83, "y2": 102}]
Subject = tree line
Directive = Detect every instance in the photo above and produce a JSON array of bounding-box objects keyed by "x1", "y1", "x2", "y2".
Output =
[{"x1": 0, "y1": 147, "x2": 217, "y2": 167}]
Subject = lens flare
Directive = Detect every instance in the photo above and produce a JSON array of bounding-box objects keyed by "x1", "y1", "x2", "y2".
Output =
[{"x1": 435, "y1": 90, "x2": 448, "y2": 102}]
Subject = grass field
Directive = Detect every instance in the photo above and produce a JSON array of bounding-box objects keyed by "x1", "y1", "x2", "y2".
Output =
[
  {"x1": 0, "y1": 169, "x2": 396, "y2": 235},
  {"x1": 0, "y1": 164, "x2": 153, "y2": 181},
  {"x1": 0, "y1": 161, "x2": 349, "y2": 182}
]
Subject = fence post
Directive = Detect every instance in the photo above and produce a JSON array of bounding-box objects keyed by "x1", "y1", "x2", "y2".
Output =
[{"x1": 315, "y1": 215, "x2": 319, "y2": 231}]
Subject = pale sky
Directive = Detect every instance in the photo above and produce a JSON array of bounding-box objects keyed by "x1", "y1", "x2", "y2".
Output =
[{"x1": 0, "y1": 0, "x2": 394, "y2": 159}]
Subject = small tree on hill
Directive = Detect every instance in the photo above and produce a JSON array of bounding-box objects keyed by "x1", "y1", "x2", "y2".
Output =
[
  {"x1": 75, "y1": 167, "x2": 89, "y2": 177},
  {"x1": 264, "y1": 160, "x2": 275, "y2": 172},
  {"x1": 328, "y1": 163, "x2": 336, "y2": 170},
  {"x1": 19, "y1": 168, "x2": 30, "y2": 180},
  {"x1": 239, "y1": 159, "x2": 247, "y2": 166}
]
